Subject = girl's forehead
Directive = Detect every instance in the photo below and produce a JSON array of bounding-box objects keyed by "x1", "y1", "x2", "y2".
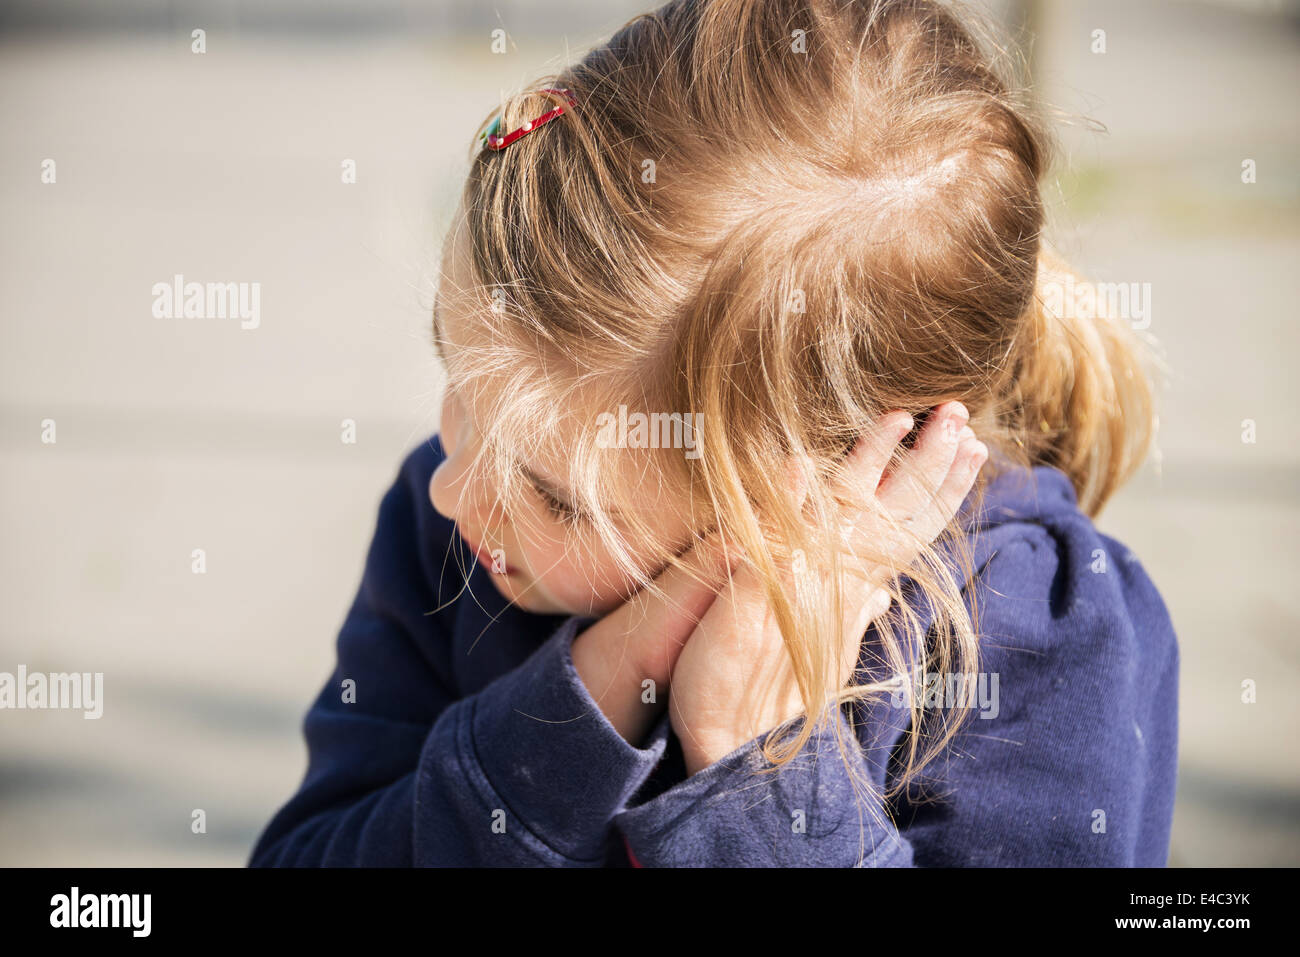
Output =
[
  {"x1": 437, "y1": 314, "x2": 690, "y2": 521},
  {"x1": 437, "y1": 208, "x2": 698, "y2": 520},
  {"x1": 529, "y1": 413, "x2": 690, "y2": 506}
]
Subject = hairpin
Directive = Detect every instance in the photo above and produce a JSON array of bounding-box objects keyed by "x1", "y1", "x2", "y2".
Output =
[{"x1": 480, "y1": 88, "x2": 577, "y2": 151}]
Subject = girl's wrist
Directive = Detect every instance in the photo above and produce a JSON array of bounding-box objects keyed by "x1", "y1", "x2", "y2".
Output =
[
  {"x1": 679, "y1": 732, "x2": 735, "y2": 777},
  {"x1": 571, "y1": 624, "x2": 666, "y2": 746}
]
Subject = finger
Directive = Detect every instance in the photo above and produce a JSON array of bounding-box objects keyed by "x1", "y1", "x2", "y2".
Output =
[
  {"x1": 840, "y1": 412, "x2": 974, "y2": 587},
  {"x1": 898, "y1": 424, "x2": 975, "y2": 543},
  {"x1": 830, "y1": 411, "x2": 915, "y2": 514},
  {"x1": 711, "y1": 559, "x2": 775, "y2": 643},
  {"x1": 906, "y1": 433, "x2": 987, "y2": 543},
  {"x1": 876, "y1": 401, "x2": 969, "y2": 519},
  {"x1": 782, "y1": 452, "x2": 816, "y2": 514}
]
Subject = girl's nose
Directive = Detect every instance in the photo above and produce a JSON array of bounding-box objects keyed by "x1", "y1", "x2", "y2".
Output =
[
  {"x1": 428, "y1": 393, "x2": 497, "y2": 527},
  {"x1": 429, "y1": 445, "x2": 502, "y2": 524}
]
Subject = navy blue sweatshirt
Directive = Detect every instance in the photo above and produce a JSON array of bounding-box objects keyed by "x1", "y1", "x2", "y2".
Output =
[{"x1": 248, "y1": 434, "x2": 1179, "y2": 867}]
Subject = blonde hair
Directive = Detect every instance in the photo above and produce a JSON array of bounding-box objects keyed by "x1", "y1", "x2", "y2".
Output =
[{"x1": 438, "y1": 0, "x2": 1163, "y2": 855}]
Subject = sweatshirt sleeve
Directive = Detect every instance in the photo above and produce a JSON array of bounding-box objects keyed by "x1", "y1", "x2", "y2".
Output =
[
  {"x1": 248, "y1": 443, "x2": 667, "y2": 867},
  {"x1": 614, "y1": 522, "x2": 1180, "y2": 868},
  {"x1": 614, "y1": 703, "x2": 915, "y2": 867},
  {"x1": 887, "y1": 526, "x2": 1181, "y2": 866}
]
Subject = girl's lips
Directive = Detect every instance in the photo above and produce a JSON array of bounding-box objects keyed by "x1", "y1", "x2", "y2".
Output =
[
  {"x1": 463, "y1": 533, "x2": 516, "y2": 575},
  {"x1": 477, "y1": 548, "x2": 513, "y2": 575}
]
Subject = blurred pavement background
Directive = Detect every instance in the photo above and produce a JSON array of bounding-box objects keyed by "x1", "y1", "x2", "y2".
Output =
[{"x1": 0, "y1": 0, "x2": 1297, "y2": 865}]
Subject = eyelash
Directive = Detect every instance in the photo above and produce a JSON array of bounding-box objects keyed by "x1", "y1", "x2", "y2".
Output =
[{"x1": 536, "y1": 487, "x2": 585, "y2": 528}]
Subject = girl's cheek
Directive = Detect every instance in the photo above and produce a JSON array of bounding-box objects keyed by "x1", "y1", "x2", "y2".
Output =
[
  {"x1": 577, "y1": 559, "x2": 645, "y2": 615},
  {"x1": 438, "y1": 392, "x2": 464, "y2": 455},
  {"x1": 525, "y1": 545, "x2": 611, "y2": 613}
]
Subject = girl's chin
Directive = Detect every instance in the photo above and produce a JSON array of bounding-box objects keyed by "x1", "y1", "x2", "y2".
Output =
[
  {"x1": 479, "y1": 569, "x2": 617, "y2": 619},
  {"x1": 479, "y1": 568, "x2": 557, "y2": 612}
]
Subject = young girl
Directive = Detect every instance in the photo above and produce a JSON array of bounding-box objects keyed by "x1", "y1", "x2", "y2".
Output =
[{"x1": 250, "y1": 0, "x2": 1178, "y2": 867}]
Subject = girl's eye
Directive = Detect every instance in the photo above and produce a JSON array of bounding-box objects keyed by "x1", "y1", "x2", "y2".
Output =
[{"x1": 537, "y1": 487, "x2": 584, "y2": 528}]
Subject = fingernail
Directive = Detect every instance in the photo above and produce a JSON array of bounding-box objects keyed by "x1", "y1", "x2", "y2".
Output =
[{"x1": 945, "y1": 404, "x2": 970, "y2": 439}]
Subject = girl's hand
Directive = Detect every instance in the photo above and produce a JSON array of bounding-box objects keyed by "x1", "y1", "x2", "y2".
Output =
[
  {"x1": 569, "y1": 516, "x2": 739, "y2": 748},
  {"x1": 668, "y1": 401, "x2": 988, "y2": 776}
]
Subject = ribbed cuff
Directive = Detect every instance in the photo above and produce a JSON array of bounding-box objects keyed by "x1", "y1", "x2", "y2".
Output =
[{"x1": 468, "y1": 615, "x2": 669, "y2": 862}]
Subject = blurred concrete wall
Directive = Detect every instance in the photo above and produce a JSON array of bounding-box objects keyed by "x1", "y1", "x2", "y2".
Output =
[
  {"x1": 0, "y1": 0, "x2": 647, "y2": 35},
  {"x1": 1, "y1": 0, "x2": 1297, "y2": 866}
]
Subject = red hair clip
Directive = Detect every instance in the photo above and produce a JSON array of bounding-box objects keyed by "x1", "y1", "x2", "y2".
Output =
[{"x1": 481, "y1": 88, "x2": 577, "y2": 151}]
